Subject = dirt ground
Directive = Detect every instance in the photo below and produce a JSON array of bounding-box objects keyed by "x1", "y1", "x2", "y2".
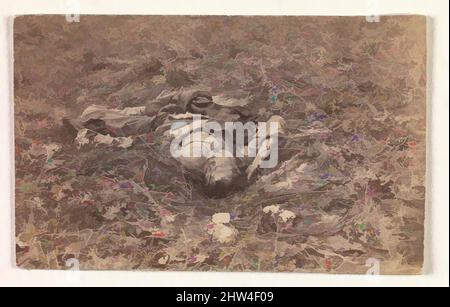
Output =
[{"x1": 14, "y1": 15, "x2": 426, "y2": 273}]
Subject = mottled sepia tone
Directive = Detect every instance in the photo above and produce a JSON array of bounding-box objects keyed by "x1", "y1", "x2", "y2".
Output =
[{"x1": 14, "y1": 16, "x2": 427, "y2": 274}]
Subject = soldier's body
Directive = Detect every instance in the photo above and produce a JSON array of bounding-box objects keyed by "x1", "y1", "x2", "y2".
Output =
[{"x1": 65, "y1": 88, "x2": 286, "y2": 198}]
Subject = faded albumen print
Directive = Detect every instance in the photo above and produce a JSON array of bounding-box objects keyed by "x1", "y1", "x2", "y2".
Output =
[{"x1": 14, "y1": 15, "x2": 427, "y2": 274}]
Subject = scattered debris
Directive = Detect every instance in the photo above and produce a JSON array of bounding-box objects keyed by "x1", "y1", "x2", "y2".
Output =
[{"x1": 208, "y1": 212, "x2": 238, "y2": 243}]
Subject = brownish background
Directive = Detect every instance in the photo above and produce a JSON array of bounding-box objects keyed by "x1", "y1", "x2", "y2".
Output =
[{"x1": 14, "y1": 16, "x2": 426, "y2": 273}]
